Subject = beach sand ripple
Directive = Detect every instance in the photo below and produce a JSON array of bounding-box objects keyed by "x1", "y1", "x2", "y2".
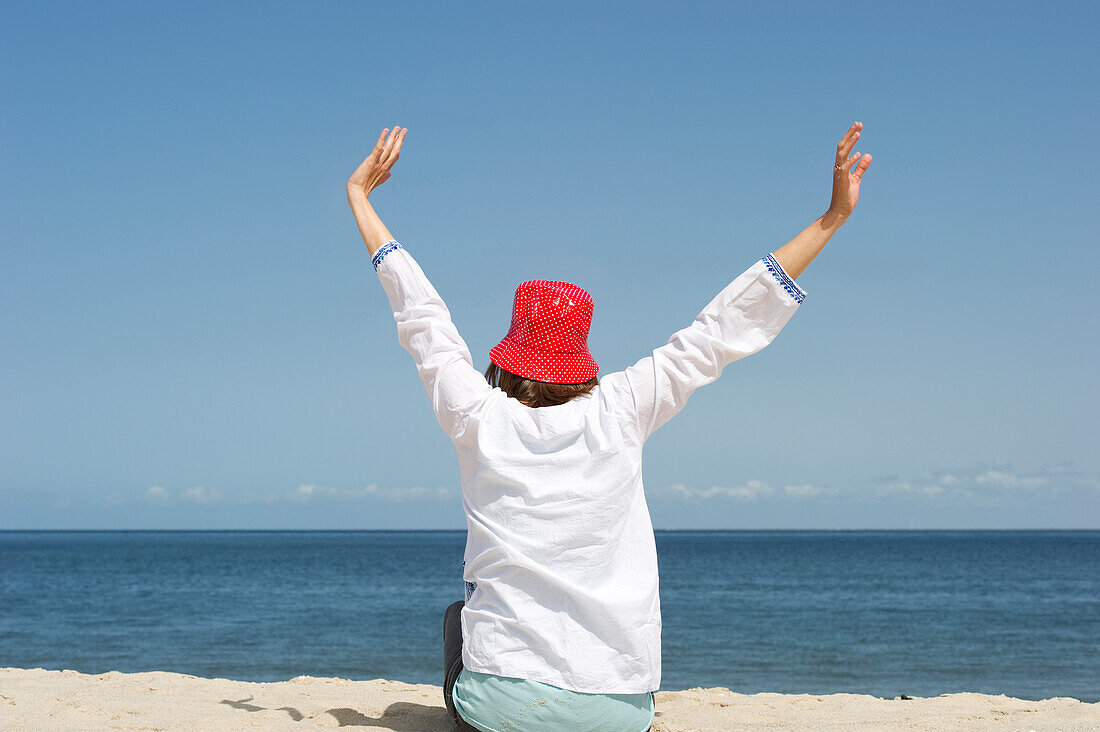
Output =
[{"x1": 1, "y1": 667, "x2": 1097, "y2": 731}]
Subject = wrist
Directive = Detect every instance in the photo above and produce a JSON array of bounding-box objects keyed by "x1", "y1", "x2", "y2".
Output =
[
  {"x1": 822, "y1": 208, "x2": 849, "y2": 230},
  {"x1": 347, "y1": 186, "x2": 371, "y2": 204}
]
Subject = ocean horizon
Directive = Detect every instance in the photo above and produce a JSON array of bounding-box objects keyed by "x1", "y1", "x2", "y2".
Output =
[{"x1": 2, "y1": 530, "x2": 1097, "y2": 703}]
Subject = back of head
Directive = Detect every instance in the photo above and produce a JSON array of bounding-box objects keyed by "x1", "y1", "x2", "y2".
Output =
[
  {"x1": 484, "y1": 363, "x2": 598, "y2": 408},
  {"x1": 487, "y1": 278, "x2": 599, "y2": 407}
]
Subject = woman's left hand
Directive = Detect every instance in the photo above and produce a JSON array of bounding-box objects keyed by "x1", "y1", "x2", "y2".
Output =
[
  {"x1": 829, "y1": 121, "x2": 872, "y2": 219},
  {"x1": 347, "y1": 126, "x2": 407, "y2": 199}
]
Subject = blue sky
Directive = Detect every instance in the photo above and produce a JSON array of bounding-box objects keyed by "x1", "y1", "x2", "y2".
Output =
[{"x1": 2, "y1": 1, "x2": 1096, "y2": 529}]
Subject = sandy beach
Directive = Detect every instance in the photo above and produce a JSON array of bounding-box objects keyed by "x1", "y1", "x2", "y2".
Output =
[{"x1": 2, "y1": 668, "x2": 1098, "y2": 731}]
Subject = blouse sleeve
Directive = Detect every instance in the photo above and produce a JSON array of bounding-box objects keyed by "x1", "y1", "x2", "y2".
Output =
[
  {"x1": 599, "y1": 253, "x2": 807, "y2": 444},
  {"x1": 372, "y1": 240, "x2": 495, "y2": 442}
]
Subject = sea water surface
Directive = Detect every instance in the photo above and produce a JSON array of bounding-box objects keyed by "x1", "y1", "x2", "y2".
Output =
[{"x1": 1, "y1": 530, "x2": 1097, "y2": 702}]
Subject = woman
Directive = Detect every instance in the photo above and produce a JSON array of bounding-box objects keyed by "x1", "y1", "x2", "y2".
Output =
[{"x1": 347, "y1": 123, "x2": 871, "y2": 732}]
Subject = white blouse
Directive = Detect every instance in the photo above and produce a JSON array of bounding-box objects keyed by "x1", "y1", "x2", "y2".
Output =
[{"x1": 371, "y1": 239, "x2": 806, "y2": 694}]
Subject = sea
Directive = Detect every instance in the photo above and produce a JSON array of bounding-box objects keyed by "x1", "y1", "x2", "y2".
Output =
[{"x1": 1, "y1": 530, "x2": 1097, "y2": 702}]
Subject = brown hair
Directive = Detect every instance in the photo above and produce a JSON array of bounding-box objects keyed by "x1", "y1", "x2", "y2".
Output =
[{"x1": 483, "y1": 362, "x2": 598, "y2": 408}]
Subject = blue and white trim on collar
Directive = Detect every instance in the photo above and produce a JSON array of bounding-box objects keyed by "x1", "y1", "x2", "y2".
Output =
[
  {"x1": 372, "y1": 239, "x2": 402, "y2": 271},
  {"x1": 762, "y1": 253, "x2": 807, "y2": 304}
]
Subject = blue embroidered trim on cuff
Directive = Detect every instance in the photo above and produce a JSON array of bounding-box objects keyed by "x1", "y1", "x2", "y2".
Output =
[
  {"x1": 763, "y1": 253, "x2": 807, "y2": 304},
  {"x1": 372, "y1": 239, "x2": 402, "y2": 271}
]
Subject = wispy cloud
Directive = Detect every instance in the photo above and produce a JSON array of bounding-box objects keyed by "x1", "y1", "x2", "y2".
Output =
[
  {"x1": 662, "y1": 462, "x2": 1097, "y2": 505},
  {"x1": 261, "y1": 483, "x2": 454, "y2": 504},
  {"x1": 89, "y1": 482, "x2": 456, "y2": 509},
  {"x1": 181, "y1": 486, "x2": 221, "y2": 504},
  {"x1": 667, "y1": 479, "x2": 836, "y2": 501},
  {"x1": 973, "y1": 470, "x2": 1048, "y2": 489},
  {"x1": 146, "y1": 485, "x2": 170, "y2": 503},
  {"x1": 873, "y1": 463, "x2": 1092, "y2": 500},
  {"x1": 287, "y1": 483, "x2": 326, "y2": 502},
  {"x1": 784, "y1": 483, "x2": 831, "y2": 497},
  {"x1": 879, "y1": 481, "x2": 957, "y2": 498}
]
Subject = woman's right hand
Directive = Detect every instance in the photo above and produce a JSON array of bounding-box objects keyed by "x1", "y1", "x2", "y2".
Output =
[
  {"x1": 347, "y1": 126, "x2": 407, "y2": 200},
  {"x1": 828, "y1": 121, "x2": 872, "y2": 219}
]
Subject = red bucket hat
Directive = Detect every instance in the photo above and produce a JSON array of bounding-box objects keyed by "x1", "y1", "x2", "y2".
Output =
[{"x1": 489, "y1": 279, "x2": 599, "y2": 384}]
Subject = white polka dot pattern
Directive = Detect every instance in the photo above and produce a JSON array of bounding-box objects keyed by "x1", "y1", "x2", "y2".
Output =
[{"x1": 489, "y1": 279, "x2": 599, "y2": 384}]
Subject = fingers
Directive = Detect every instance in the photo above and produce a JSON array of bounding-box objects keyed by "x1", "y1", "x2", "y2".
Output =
[
  {"x1": 841, "y1": 151, "x2": 862, "y2": 173},
  {"x1": 383, "y1": 127, "x2": 407, "y2": 167},
  {"x1": 348, "y1": 126, "x2": 406, "y2": 194},
  {"x1": 373, "y1": 128, "x2": 389, "y2": 155},
  {"x1": 835, "y1": 121, "x2": 862, "y2": 165},
  {"x1": 381, "y1": 126, "x2": 399, "y2": 158},
  {"x1": 347, "y1": 142, "x2": 380, "y2": 188},
  {"x1": 852, "y1": 153, "x2": 872, "y2": 182}
]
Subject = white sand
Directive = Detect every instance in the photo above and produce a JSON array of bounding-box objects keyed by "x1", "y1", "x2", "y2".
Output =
[{"x1": 2, "y1": 668, "x2": 1097, "y2": 731}]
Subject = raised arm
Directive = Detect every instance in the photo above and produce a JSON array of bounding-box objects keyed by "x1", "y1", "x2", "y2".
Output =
[
  {"x1": 773, "y1": 121, "x2": 872, "y2": 278},
  {"x1": 347, "y1": 126, "x2": 407, "y2": 256},
  {"x1": 601, "y1": 122, "x2": 873, "y2": 444},
  {"x1": 599, "y1": 253, "x2": 806, "y2": 444},
  {"x1": 347, "y1": 127, "x2": 494, "y2": 442}
]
